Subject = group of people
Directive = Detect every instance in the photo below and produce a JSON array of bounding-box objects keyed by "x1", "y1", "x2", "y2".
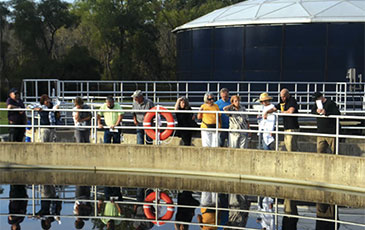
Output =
[{"x1": 6, "y1": 87, "x2": 341, "y2": 156}]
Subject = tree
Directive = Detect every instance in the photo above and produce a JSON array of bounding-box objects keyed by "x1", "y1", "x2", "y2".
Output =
[{"x1": 0, "y1": 1, "x2": 10, "y2": 100}]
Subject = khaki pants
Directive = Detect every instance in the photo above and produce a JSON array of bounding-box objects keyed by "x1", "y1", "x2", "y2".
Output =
[
  {"x1": 317, "y1": 136, "x2": 335, "y2": 154},
  {"x1": 284, "y1": 129, "x2": 299, "y2": 152}
]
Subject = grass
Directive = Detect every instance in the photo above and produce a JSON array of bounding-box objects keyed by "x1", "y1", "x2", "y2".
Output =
[{"x1": 0, "y1": 102, "x2": 8, "y2": 134}]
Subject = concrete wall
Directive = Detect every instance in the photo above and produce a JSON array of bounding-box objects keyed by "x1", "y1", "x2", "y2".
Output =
[{"x1": 0, "y1": 142, "x2": 364, "y2": 193}]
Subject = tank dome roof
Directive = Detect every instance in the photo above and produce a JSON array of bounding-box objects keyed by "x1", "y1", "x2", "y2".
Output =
[{"x1": 173, "y1": 0, "x2": 365, "y2": 31}]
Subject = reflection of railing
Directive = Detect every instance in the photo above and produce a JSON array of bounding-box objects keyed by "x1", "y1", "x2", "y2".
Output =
[
  {"x1": 22, "y1": 79, "x2": 365, "y2": 111},
  {"x1": 1, "y1": 187, "x2": 364, "y2": 229},
  {"x1": 1, "y1": 107, "x2": 364, "y2": 156}
]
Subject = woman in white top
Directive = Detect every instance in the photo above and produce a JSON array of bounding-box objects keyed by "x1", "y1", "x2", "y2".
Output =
[{"x1": 258, "y1": 93, "x2": 276, "y2": 150}]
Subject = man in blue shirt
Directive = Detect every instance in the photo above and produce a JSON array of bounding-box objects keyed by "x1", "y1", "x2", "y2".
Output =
[{"x1": 215, "y1": 88, "x2": 230, "y2": 147}]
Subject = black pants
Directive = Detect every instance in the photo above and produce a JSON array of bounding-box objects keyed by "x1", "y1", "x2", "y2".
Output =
[
  {"x1": 9, "y1": 127, "x2": 25, "y2": 142},
  {"x1": 180, "y1": 131, "x2": 192, "y2": 146}
]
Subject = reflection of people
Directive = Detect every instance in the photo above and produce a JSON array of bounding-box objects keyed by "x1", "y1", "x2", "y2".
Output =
[
  {"x1": 98, "y1": 187, "x2": 123, "y2": 230},
  {"x1": 257, "y1": 197, "x2": 274, "y2": 230},
  {"x1": 198, "y1": 93, "x2": 221, "y2": 147},
  {"x1": 74, "y1": 186, "x2": 92, "y2": 229},
  {"x1": 131, "y1": 90, "x2": 154, "y2": 145},
  {"x1": 174, "y1": 191, "x2": 200, "y2": 230},
  {"x1": 258, "y1": 93, "x2": 276, "y2": 150},
  {"x1": 311, "y1": 92, "x2": 340, "y2": 154},
  {"x1": 316, "y1": 203, "x2": 339, "y2": 230},
  {"x1": 133, "y1": 188, "x2": 154, "y2": 230},
  {"x1": 198, "y1": 208, "x2": 218, "y2": 230},
  {"x1": 265, "y1": 89, "x2": 299, "y2": 152},
  {"x1": 175, "y1": 97, "x2": 197, "y2": 146},
  {"x1": 7, "y1": 88, "x2": 27, "y2": 142},
  {"x1": 36, "y1": 185, "x2": 62, "y2": 230},
  {"x1": 226, "y1": 194, "x2": 251, "y2": 229},
  {"x1": 224, "y1": 95, "x2": 250, "y2": 149},
  {"x1": 97, "y1": 96, "x2": 124, "y2": 144},
  {"x1": 73, "y1": 97, "x2": 91, "y2": 143},
  {"x1": 282, "y1": 199, "x2": 298, "y2": 230},
  {"x1": 215, "y1": 88, "x2": 230, "y2": 147},
  {"x1": 8, "y1": 185, "x2": 28, "y2": 230}
]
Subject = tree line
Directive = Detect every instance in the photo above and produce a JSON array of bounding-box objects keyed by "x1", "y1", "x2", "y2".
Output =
[{"x1": 0, "y1": 0, "x2": 242, "y2": 99}]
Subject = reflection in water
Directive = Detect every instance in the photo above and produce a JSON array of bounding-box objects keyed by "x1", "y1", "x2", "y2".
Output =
[{"x1": 0, "y1": 184, "x2": 364, "y2": 230}]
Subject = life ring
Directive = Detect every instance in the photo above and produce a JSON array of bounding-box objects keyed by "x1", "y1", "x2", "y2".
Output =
[
  {"x1": 143, "y1": 191, "x2": 175, "y2": 226},
  {"x1": 143, "y1": 106, "x2": 174, "y2": 141}
]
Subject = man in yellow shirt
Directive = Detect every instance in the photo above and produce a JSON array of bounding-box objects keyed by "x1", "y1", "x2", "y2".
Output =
[{"x1": 97, "y1": 96, "x2": 124, "y2": 144}]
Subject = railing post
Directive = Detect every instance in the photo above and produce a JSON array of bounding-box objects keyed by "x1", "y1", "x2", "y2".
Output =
[
  {"x1": 120, "y1": 82, "x2": 123, "y2": 103},
  {"x1": 215, "y1": 193, "x2": 218, "y2": 227},
  {"x1": 153, "y1": 82, "x2": 156, "y2": 103},
  {"x1": 32, "y1": 184, "x2": 35, "y2": 216},
  {"x1": 335, "y1": 117, "x2": 339, "y2": 155},
  {"x1": 275, "y1": 113, "x2": 279, "y2": 151},
  {"x1": 94, "y1": 185, "x2": 97, "y2": 217},
  {"x1": 248, "y1": 83, "x2": 251, "y2": 110},
  {"x1": 216, "y1": 110, "x2": 219, "y2": 147},
  {"x1": 155, "y1": 107, "x2": 159, "y2": 145},
  {"x1": 31, "y1": 109, "x2": 35, "y2": 143},
  {"x1": 185, "y1": 82, "x2": 188, "y2": 98},
  {"x1": 155, "y1": 188, "x2": 158, "y2": 225},
  {"x1": 275, "y1": 197, "x2": 278, "y2": 230},
  {"x1": 94, "y1": 110, "x2": 98, "y2": 144},
  {"x1": 335, "y1": 204, "x2": 338, "y2": 230}
]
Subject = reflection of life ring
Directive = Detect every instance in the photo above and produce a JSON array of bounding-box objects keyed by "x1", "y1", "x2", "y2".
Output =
[
  {"x1": 143, "y1": 192, "x2": 175, "y2": 226},
  {"x1": 143, "y1": 106, "x2": 174, "y2": 140}
]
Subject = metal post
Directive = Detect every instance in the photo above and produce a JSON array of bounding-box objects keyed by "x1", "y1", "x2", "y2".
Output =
[
  {"x1": 87, "y1": 82, "x2": 90, "y2": 102},
  {"x1": 120, "y1": 82, "x2": 123, "y2": 103},
  {"x1": 94, "y1": 186, "x2": 97, "y2": 217},
  {"x1": 81, "y1": 82, "x2": 84, "y2": 98},
  {"x1": 31, "y1": 110, "x2": 35, "y2": 143},
  {"x1": 215, "y1": 193, "x2": 218, "y2": 226},
  {"x1": 216, "y1": 110, "x2": 219, "y2": 147},
  {"x1": 94, "y1": 110, "x2": 98, "y2": 144},
  {"x1": 177, "y1": 82, "x2": 180, "y2": 99},
  {"x1": 153, "y1": 82, "x2": 156, "y2": 103},
  {"x1": 186, "y1": 82, "x2": 188, "y2": 98},
  {"x1": 155, "y1": 188, "x2": 158, "y2": 225},
  {"x1": 335, "y1": 117, "x2": 339, "y2": 155},
  {"x1": 217, "y1": 83, "x2": 220, "y2": 100},
  {"x1": 155, "y1": 107, "x2": 159, "y2": 145},
  {"x1": 248, "y1": 83, "x2": 251, "y2": 110},
  {"x1": 48, "y1": 80, "x2": 51, "y2": 98},
  {"x1": 24, "y1": 81, "x2": 27, "y2": 103},
  {"x1": 334, "y1": 204, "x2": 338, "y2": 230},
  {"x1": 275, "y1": 113, "x2": 279, "y2": 151},
  {"x1": 35, "y1": 81, "x2": 38, "y2": 103},
  {"x1": 32, "y1": 184, "x2": 35, "y2": 216},
  {"x1": 275, "y1": 197, "x2": 278, "y2": 230}
]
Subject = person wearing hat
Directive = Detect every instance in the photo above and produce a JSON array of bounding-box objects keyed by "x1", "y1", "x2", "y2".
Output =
[
  {"x1": 6, "y1": 88, "x2": 27, "y2": 142},
  {"x1": 131, "y1": 90, "x2": 154, "y2": 145},
  {"x1": 258, "y1": 92, "x2": 276, "y2": 150},
  {"x1": 97, "y1": 96, "x2": 124, "y2": 144},
  {"x1": 311, "y1": 92, "x2": 340, "y2": 154}
]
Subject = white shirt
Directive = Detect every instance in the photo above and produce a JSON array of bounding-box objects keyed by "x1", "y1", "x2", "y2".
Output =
[{"x1": 259, "y1": 104, "x2": 276, "y2": 145}]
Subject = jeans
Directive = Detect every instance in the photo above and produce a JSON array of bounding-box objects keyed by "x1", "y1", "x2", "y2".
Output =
[
  {"x1": 104, "y1": 129, "x2": 120, "y2": 144},
  {"x1": 262, "y1": 140, "x2": 271, "y2": 150},
  {"x1": 136, "y1": 129, "x2": 152, "y2": 145},
  {"x1": 75, "y1": 129, "x2": 90, "y2": 143},
  {"x1": 218, "y1": 131, "x2": 229, "y2": 147}
]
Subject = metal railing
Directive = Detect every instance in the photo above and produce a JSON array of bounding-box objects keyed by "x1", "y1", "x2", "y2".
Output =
[
  {"x1": 0, "y1": 186, "x2": 364, "y2": 230},
  {"x1": 21, "y1": 79, "x2": 365, "y2": 111},
  {"x1": 1, "y1": 107, "x2": 365, "y2": 156}
]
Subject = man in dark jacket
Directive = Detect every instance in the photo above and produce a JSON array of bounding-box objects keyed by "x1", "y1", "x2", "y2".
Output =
[
  {"x1": 6, "y1": 88, "x2": 27, "y2": 142},
  {"x1": 311, "y1": 92, "x2": 340, "y2": 154}
]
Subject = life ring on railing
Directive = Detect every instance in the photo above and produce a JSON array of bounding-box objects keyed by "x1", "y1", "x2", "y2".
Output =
[
  {"x1": 143, "y1": 106, "x2": 174, "y2": 141},
  {"x1": 143, "y1": 191, "x2": 175, "y2": 226}
]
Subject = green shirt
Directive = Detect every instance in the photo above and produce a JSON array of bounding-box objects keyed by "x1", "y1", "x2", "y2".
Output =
[
  {"x1": 98, "y1": 103, "x2": 124, "y2": 127},
  {"x1": 100, "y1": 202, "x2": 122, "y2": 225}
]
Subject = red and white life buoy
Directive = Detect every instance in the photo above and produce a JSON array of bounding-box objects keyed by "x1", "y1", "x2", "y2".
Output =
[
  {"x1": 143, "y1": 106, "x2": 175, "y2": 141},
  {"x1": 143, "y1": 191, "x2": 175, "y2": 226}
]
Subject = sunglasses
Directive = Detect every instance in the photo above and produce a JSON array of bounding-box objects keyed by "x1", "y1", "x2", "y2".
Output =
[{"x1": 207, "y1": 98, "x2": 214, "y2": 101}]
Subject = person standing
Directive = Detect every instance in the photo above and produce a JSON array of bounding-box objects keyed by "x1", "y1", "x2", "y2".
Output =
[
  {"x1": 224, "y1": 95, "x2": 250, "y2": 149},
  {"x1": 264, "y1": 88, "x2": 299, "y2": 152},
  {"x1": 73, "y1": 97, "x2": 92, "y2": 143},
  {"x1": 97, "y1": 96, "x2": 124, "y2": 144},
  {"x1": 311, "y1": 92, "x2": 340, "y2": 154},
  {"x1": 6, "y1": 88, "x2": 27, "y2": 142},
  {"x1": 8, "y1": 185, "x2": 28, "y2": 230},
  {"x1": 131, "y1": 90, "x2": 154, "y2": 145},
  {"x1": 33, "y1": 94, "x2": 59, "y2": 142},
  {"x1": 258, "y1": 93, "x2": 276, "y2": 150},
  {"x1": 215, "y1": 88, "x2": 230, "y2": 147},
  {"x1": 175, "y1": 97, "x2": 197, "y2": 146},
  {"x1": 198, "y1": 93, "x2": 221, "y2": 147}
]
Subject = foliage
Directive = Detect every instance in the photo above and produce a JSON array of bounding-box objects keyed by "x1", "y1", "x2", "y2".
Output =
[{"x1": 0, "y1": 0, "x2": 244, "y2": 98}]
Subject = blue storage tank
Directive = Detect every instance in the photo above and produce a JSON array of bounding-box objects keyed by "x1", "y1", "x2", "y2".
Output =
[{"x1": 173, "y1": 0, "x2": 365, "y2": 82}]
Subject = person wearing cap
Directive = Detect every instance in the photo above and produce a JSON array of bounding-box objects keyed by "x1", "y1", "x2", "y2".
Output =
[
  {"x1": 264, "y1": 88, "x2": 300, "y2": 152},
  {"x1": 131, "y1": 90, "x2": 154, "y2": 145},
  {"x1": 258, "y1": 93, "x2": 276, "y2": 150},
  {"x1": 215, "y1": 88, "x2": 231, "y2": 147},
  {"x1": 6, "y1": 88, "x2": 27, "y2": 142},
  {"x1": 97, "y1": 96, "x2": 124, "y2": 144},
  {"x1": 311, "y1": 92, "x2": 340, "y2": 154}
]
